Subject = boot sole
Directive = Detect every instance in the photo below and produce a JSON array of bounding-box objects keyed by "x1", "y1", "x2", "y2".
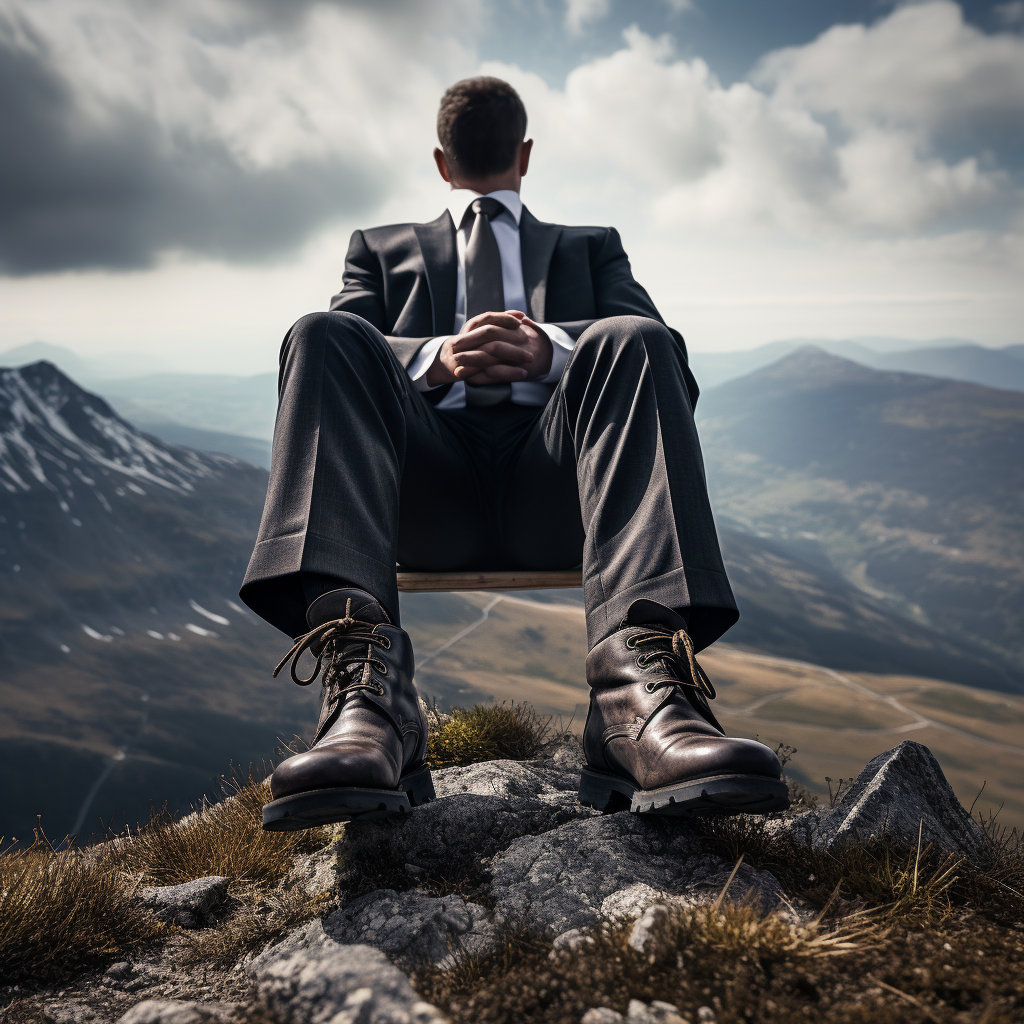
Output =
[
  {"x1": 579, "y1": 766, "x2": 790, "y2": 817},
  {"x1": 261, "y1": 764, "x2": 436, "y2": 831}
]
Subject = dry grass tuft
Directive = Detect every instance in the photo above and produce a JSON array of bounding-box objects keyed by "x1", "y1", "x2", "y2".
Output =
[
  {"x1": 114, "y1": 767, "x2": 331, "y2": 888},
  {"x1": 114, "y1": 768, "x2": 336, "y2": 967},
  {"x1": 427, "y1": 701, "x2": 552, "y2": 768},
  {"x1": 0, "y1": 829, "x2": 162, "y2": 985},
  {"x1": 181, "y1": 885, "x2": 332, "y2": 969},
  {"x1": 0, "y1": 768, "x2": 337, "y2": 981},
  {"x1": 417, "y1": 899, "x2": 879, "y2": 1024}
]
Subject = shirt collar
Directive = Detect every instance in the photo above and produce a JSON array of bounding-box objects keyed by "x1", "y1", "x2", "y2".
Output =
[{"x1": 446, "y1": 188, "x2": 523, "y2": 229}]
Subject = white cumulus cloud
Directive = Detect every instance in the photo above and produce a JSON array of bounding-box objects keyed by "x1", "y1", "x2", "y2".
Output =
[{"x1": 490, "y1": 5, "x2": 1019, "y2": 237}]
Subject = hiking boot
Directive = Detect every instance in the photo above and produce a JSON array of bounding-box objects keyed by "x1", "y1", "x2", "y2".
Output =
[
  {"x1": 262, "y1": 588, "x2": 434, "y2": 831},
  {"x1": 579, "y1": 601, "x2": 788, "y2": 817}
]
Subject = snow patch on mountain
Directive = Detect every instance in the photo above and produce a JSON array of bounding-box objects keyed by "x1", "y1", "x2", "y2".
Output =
[{"x1": 0, "y1": 363, "x2": 237, "y2": 506}]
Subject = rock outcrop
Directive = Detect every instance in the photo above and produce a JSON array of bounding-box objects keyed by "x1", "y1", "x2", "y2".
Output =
[
  {"x1": 15, "y1": 739, "x2": 991, "y2": 1024},
  {"x1": 763, "y1": 740, "x2": 992, "y2": 865},
  {"x1": 811, "y1": 741, "x2": 990, "y2": 860}
]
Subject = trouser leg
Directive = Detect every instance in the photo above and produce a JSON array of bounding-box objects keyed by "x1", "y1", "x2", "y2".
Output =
[
  {"x1": 503, "y1": 315, "x2": 738, "y2": 651},
  {"x1": 239, "y1": 311, "x2": 488, "y2": 636}
]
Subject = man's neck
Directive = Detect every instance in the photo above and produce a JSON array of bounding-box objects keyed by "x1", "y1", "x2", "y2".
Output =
[{"x1": 449, "y1": 180, "x2": 520, "y2": 195}]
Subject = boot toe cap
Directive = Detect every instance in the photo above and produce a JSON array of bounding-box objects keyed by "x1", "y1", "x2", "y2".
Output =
[
  {"x1": 651, "y1": 734, "x2": 782, "y2": 787},
  {"x1": 270, "y1": 742, "x2": 399, "y2": 799}
]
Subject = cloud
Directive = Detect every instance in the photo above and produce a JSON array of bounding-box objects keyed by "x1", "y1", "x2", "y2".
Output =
[
  {"x1": 488, "y1": 6, "x2": 1019, "y2": 237},
  {"x1": 754, "y1": 2, "x2": 1024, "y2": 150},
  {"x1": 0, "y1": 0, "x2": 476, "y2": 274},
  {"x1": 565, "y1": 0, "x2": 610, "y2": 35}
]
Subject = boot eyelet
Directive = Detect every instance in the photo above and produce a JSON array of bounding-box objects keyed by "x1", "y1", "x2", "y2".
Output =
[
  {"x1": 379, "y1": 636, "x2": 392, "y2": 649},
  {"x1": 625, "y1": 635, "x2": 639, "y2": 649},
  {"x1": 644, "y1": 681, "x2": 659, "y2": 694}
]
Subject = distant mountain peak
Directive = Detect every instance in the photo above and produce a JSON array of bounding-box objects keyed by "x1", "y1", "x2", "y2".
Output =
[
  {"x1": 739, "y1": 345, "x2": 886, "y2": 389},
  {"x1": 0, "y1": 360, "x2": 228, "y2": 498}
]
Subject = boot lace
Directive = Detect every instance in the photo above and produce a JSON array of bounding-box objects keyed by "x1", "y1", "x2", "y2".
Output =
[
  {"x1": 626, "y1": 626, "x2": 717, "y2": 702},
  {"x1": 273, "y1": 598, "x2": 391, "y2": 699}
]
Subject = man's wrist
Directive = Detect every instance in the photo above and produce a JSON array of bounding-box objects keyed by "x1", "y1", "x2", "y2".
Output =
[
  {"x1": 425, "y1": 349, "x2": 456, "y2": 387},
  {"x1": 537, "y1": 324, "x2": 574, "y2": 383},
  {"x1": 409, "y1": 336, "x2": 452, "y2": 391}
]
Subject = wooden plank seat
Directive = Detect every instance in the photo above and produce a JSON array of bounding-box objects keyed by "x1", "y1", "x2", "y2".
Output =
[{"x1": 397, "y1": 569, "x2": 583, "y2": 592}]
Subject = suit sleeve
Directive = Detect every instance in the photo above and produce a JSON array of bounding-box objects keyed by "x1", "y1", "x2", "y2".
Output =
[
  {"x1": 550, "y1": 227, "x2": 699, "y2": 407},
  {"x1": 328, "y1": 230, "x2": 434, "y2": 369}
]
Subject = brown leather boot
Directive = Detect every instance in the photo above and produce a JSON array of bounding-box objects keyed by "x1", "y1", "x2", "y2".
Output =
[
  {"x1": 262, "y1": 588, "x2": 434, "y2": 831},
  {"x1": 579, "y1": 601, "x2": 788, "y2": 817}
]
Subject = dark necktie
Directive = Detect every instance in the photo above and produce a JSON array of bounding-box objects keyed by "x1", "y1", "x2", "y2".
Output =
[{"x1": 463, "y1": 196, "x2": 512, "y2": 407}]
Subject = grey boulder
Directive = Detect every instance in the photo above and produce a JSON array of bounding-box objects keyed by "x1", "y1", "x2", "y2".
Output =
[
  {"x1": 138, "y1": 876, "x2": 230, "y2": 929},
  {"x1": 325, "y1": 888, "x2": 498, "y2": 969},
  {"x1": 248, "y1": 919, "x2": 446, "y2": 1024},
  {"x1": 811, "y1": 741, "x2": 990, "y2": 862}
]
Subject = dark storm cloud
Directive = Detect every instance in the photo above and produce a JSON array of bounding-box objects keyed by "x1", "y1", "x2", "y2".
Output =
[{"x1": 0, "y1": 8, "x2": 389, "y2": 275}]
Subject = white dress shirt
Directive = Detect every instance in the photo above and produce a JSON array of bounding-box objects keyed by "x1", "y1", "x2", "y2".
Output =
[{"x1": 406, "y1": 188, "x2": 575, "y2": 409}]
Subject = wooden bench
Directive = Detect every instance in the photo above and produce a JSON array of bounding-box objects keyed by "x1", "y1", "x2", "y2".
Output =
[{"x1": 397, "y1": 569, "x2": 582, "y2": 592}]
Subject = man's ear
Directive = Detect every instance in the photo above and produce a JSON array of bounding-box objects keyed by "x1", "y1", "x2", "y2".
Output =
[
  {"x1": 519, "y1": 139, "x2": 533, "y2": 177},
  {"x1": 434, "y1": 147, "x2": 452, "y2": 183}
]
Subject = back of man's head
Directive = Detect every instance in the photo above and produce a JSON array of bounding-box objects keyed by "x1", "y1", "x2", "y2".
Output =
[{"x1": 437, "y1": 77, "x2": 527, "y2": 180}]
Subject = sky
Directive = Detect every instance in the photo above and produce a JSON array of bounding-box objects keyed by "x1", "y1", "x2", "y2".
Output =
[{"x1": 0, "y1": 0, "x2": 1022, "y2": 374}]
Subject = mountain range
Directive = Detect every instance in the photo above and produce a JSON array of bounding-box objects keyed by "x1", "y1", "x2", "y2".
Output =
[
  {"x1": 1, "y1": 337, "x2": 1020, "y2": 473},
  {"x1": 0, "y1": 362, "x2": 301, "y2": 845},
  {"x1": 0, "y1": 351, "x2": 1021, "y2": 847},
  {"x1": 697, "y1": 347, "x2": 1024, "y2": 686},
  {"x1": 688, "y1": 338, "x2": 1024, "y2": 392}
]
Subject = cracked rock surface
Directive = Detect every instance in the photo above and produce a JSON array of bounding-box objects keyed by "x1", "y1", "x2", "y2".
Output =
[
  {"x1": 487, "y1": 815, "x2": 782, "y2": 935},
  {"x1": 324, "y1": 889, "x2": 498, "y2": 969},
  {"x1": 247, "y1": 920, "x2": 446, "y2": 1024}
]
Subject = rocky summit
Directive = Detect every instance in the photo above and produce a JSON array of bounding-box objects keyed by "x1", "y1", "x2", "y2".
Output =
[{"x1": 10, "y1": 736, "x2": 1005, "y2": 1024}]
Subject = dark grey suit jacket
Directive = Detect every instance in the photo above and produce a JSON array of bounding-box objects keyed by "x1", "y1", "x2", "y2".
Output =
[{"x1": 329, "y1": 206, "x2": 698, "y2": 407}]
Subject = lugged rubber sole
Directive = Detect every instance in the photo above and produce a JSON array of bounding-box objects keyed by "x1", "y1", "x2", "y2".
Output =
[
  {"x1": 261, "y1": 764, "x2": 436, "y2": 831},
  {"x1": 579, "y1": 766, "x2": 790, "y2": 817}
]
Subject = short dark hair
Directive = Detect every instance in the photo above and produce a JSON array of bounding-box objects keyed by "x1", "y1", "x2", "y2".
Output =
[{"x1": 437, "y1": 77, "x2": 527, "y2": 179}]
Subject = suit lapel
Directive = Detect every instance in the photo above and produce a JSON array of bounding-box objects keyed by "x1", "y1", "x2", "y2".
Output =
[
  {"x1": 519, "y1": 206, "x2": 561, "y2": 322},
  {"x1": 413, "y1": 212, "x2": 457, "y2": 335}
]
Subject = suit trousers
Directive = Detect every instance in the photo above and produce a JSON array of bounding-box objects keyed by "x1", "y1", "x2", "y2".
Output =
[{"x1": 240, "y1": 311, "x2": 739, "y2": 651}]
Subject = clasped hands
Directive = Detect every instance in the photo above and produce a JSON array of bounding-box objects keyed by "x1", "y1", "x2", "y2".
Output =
[{"x1": 424, "y1": 310, "x2": 553, "y2": 388}]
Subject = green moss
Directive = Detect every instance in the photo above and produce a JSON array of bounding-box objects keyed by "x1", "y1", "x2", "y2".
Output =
[{"x1": 427, "y1": 702, "x2": 552, "y2": 768}]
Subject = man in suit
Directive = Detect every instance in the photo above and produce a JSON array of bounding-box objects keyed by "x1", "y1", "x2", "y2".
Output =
[{"x1": 241, "y1": 77, "x2": 787, "y2": 831}]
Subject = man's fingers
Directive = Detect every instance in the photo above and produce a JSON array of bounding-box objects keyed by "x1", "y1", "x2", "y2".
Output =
[
  {"x1": 459, "y1": 311, "x2": 522, "y2": 335},
  {"x1": 460, "y1": 364, "x2": 531, "y2": 384},
  {"x1": 453, "y1": 343, "x2": 533, "y2": 368},
  {"x1": 451, "y1": 324, "x2": 529, "y2": 352}
]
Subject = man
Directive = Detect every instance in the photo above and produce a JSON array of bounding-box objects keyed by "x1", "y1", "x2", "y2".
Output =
[{"x1": 241, "y1": 77, "x2": 788, "y2": 831}]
